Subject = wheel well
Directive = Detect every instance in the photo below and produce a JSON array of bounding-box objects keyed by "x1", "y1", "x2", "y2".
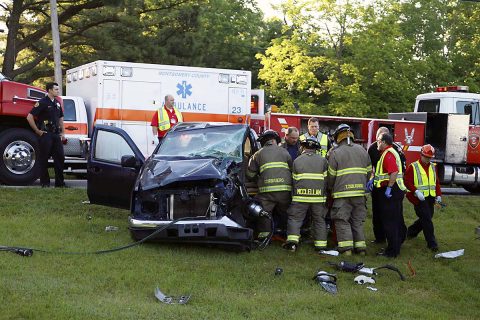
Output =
[{"x1": 0, "y1": 115, "x2": 32, "y2": 133}]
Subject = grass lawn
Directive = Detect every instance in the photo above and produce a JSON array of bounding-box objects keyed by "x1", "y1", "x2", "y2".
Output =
[{"x1": 0, "y1": 188, "x2": 479, "y2": 319}]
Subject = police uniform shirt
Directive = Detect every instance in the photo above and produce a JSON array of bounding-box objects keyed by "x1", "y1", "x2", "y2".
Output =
[{"x1": 30, "y1": 96, "x2": 63, "y2": 133}]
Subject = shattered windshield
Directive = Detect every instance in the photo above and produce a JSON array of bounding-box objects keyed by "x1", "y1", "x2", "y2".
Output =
[{"x1": 156, "y1": 126, "x2": 246, "y2": 161}]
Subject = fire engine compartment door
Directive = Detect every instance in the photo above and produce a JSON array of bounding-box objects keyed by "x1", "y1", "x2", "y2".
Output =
[
  {"x1": 228, "y1": 87, "x2": 248, "y2": 123},
  {"x1": 427, "y1": 113, "x2": 469, "y2": 164}
]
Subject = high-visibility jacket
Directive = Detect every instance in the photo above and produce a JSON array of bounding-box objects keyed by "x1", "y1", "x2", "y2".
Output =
[
  {"x1": 157, "y1": 106, "x2": 183, "y2": 131},
  {"x1": 327, "y1": 141, "x2": 371, "y2": 198},
  {"x1": 411, "y1": 160, "x2": 436, "y2": 197},
  {"x1": 247, "y1": 141, "x2": 292, "y2": 193},
  {"x1": 299, "y1": 132, "x2": 329, "y2": 157},
  {"x1": 374, "y1": 147, "x2": 406, "y2": 191},
  {"x1": 291, "y1": 150, "x2": 328, "y2": 203}
]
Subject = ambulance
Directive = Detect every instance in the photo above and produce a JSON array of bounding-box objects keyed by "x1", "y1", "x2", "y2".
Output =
[{"x1": 64, "y1": 60, "x2": 252, "y2": 156}]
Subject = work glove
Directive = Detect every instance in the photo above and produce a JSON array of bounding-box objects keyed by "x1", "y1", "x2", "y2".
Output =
[
  {"x1": 435, "y1": 196, "x2": 442, "y2": 203},
  {"x1": 152, "y1": 136, "x2": 158, "y2": 145},
  {"x1": 366, "y1": 179, "x2": 374, "y2": 193},
  {"x1": 414, "y1": 190, "x2": 425, "y2": 201},
  {"x1": 385, "y1": 186, "x2": 392, "y2": 198}
]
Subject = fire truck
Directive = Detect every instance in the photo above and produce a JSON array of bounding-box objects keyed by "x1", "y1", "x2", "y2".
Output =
[
  {"x1": 0, "y1": 73, "x2": 47, "y2": 185},
  {"x1": 265, "y1": 85, "x2": 480, "y2": 193}
]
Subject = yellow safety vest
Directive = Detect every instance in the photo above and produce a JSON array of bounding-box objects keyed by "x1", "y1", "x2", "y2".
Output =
[
  {"x1": 374, "y1": 147, "x2": 406, "y2": 191},
  {"x1": 157, "y1": 106, "x2": 183, "y2": 131},
  {"x1": 299, "y1": 133, "x2": 329, "y2": 157},
  {"x1": 412, "y1": 160, "x2": 436, "y2": 197}
]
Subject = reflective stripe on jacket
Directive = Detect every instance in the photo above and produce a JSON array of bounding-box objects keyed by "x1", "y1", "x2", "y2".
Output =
[
  {"x1": 291, "y1": 151, "x2": 328, "y2": 203},
  {"x1": 373, "y1": 148, "x2": 406, "y2": 191},
  {"x1": 157, "y1": 106, "x2": 183, "y2": 131},
  {"x1": 247, "y1": 141, "x2": 292, "y2": 193},
  {"x1": 327, "y1": 142, "x2": 371, "y2": 199},
  {"x1": 299, "y1": 133, "x2": 329, "y2": 157},
  {"x1": 412, "y1": 160, "x2": 436, "y2": 197}
]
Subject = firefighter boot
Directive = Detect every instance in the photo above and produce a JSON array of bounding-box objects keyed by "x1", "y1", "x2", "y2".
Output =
[{"x1": 282, "y1": 242, "x2": 298, "y2": 252}]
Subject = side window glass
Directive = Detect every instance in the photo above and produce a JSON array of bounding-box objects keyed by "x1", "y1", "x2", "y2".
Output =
[
  {"x1": 244, "y1": 136, "x2": 252, "y2": 158},
  {"x1": 94, "y1": 130, "x2": 134, "y2": 163},
  {"x1": 417, "y1": 99, "x2": 440, "y2": 112},
  {"x1": 456, "y1": 101, "x2": 480, "y2": 125},
  {"x1": 63, "y1": 99, "x2": 77, "y2": 121}
]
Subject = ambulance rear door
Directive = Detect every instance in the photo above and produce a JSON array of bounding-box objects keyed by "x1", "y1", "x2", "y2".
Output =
[{"x1": 120, "y1": 80, "x2": 161, "y2": 156}]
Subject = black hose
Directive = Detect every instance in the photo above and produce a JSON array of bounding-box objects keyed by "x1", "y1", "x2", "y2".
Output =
[{"x1": 0, "y1": 216, "x2": 198, "y2": 256}]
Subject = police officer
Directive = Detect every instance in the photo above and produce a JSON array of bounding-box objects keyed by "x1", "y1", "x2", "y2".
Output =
[
  {"x1": 299, "y1": 117, "x2": 329, "y2": 157},
  {"x1": 327, "y1": 124, "x2": 371, "y2": 255},
  {"x1": 373, "y1": 133, "x2": 407, "y2": 258},
  {"x1": 247, "y1": 130, "x2": 292, "y2": 240},
  {"x1": 367, "y1": 127, "x2": 406, "y2": 244},
  {"x1": 283, "y1": 138, "x2": 328, "y2": 252},
  {"x1": 26, "y1": 82, "x2": 66, "y2": 187},
  {"x1": 404, "y1": 144, "x2": 441, "y2": 251}
]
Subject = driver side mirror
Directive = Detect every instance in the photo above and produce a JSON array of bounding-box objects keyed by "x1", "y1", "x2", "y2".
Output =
[{"x1": 121, "y1": 155, "x2": 141, "y2": 169}]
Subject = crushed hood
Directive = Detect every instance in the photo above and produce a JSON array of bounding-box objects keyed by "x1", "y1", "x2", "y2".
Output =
[{"x1": 138, "y1": 157, "x2": 235, "y2": 190}]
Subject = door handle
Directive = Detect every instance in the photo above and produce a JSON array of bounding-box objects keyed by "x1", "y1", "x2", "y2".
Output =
[{"x1": 65, "y1": 126, "x2": 78, "y2": 130}]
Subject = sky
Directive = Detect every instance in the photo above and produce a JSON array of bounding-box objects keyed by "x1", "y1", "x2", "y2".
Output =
[{"x1": 256, "y1": 0, "x2": 283, "y2": 18}]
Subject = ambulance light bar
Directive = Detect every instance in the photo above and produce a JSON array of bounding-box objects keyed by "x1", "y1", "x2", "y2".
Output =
[{"x1": 435, "y1": 85, "x2": 469, "y2": 92}]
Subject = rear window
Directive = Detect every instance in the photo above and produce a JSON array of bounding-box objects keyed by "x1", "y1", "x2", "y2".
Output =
[
  {"x1": 456, "y1": 100, "x2": 480, "y2": 125},
  {"x1": 417, "y1": 99, "x2": 440, "y2": 112},
  {"x1": 63, "y1": 99, "x2": 76, "y2": 121}
]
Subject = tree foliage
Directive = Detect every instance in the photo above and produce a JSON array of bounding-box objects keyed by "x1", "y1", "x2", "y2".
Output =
[
  {"x1": 0, "y1": 0, "x2": 273, "y2": 87},
  {"x1": 257, "y1": 0, "x2": 480, "y2": 117}
]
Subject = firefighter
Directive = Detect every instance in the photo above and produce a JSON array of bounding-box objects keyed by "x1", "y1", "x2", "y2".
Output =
[
  {"x1": 26, "y1": 82, "x2": 66, "y2": 188},
  {"x1": 327, "y1": 124, "x2": 371, "y2": 255},
  {"x1": 280, "y1": 126, "x2": 300, "y2": 161},
  {"x1": 373, "y1": 133, "x2": 407, "y2": 258},
  {"x1": 150, "y1": 94, "x2": 183, "y2": 145},
  {"x1": 367, "y1": 127, "x2": 407, "y2": 244},
  {"x1": 247, "y1": 130, "x2": 293, "y2": 240},
  {"x1": 299, "y1": 117, "x2": 330, "y2": 157},
  {"x1": 283, "y1": 138, "x2": 328, "y2": 252},
  {"x1": 404, "y1": 144, "x2": 441, "y2": 251}
]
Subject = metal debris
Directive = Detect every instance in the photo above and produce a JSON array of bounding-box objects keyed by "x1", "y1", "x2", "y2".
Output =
[{"x1": 154, "y1": 287, "x2": 190, "y2": 305}]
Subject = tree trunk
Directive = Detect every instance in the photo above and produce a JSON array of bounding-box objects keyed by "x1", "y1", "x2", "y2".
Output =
[{"x1": 2, "y1": 0, "x2": 24, "y2": 80}]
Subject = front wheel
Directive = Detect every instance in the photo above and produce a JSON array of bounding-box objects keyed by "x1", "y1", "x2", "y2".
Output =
[{"x1": 0, "y1": 128, "x2": 40, "y2": 185}]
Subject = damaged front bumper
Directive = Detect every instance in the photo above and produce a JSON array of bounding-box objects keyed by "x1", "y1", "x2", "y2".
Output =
[{"x1": 128, "y1": 216, "x2": 253, "y2": 250}]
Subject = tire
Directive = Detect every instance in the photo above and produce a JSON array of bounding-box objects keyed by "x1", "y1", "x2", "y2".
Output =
[
  {"x1": 0, "y1": 128, "x2": 40, "y2": 185},
  {"x1": 462, "y1": 185, "x2": 480, "y2": 194}
]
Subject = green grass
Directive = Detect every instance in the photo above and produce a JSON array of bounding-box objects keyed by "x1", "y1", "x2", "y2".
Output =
[{"x1": 0, "y1": 188, "x2": 479, "y2": 319}]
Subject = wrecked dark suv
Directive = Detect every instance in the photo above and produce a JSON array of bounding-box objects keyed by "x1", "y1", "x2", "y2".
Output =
[{"x1": 87, "y1": 123, "x2": 260, "y2": 250}]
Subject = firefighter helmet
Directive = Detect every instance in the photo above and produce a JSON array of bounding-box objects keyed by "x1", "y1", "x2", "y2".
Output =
[
  {"x1": 257, "y1": 129, "x2": 281, "y2": 146},
  {"x1": 333, "y1": 124, "x2": 351, "y2": 142},
  {"x1": 421, "y1": 144, "x2": 435, "y2": 158},
  {"x1": 300, "y1": 137, "x2": 321, "y2": 150}
]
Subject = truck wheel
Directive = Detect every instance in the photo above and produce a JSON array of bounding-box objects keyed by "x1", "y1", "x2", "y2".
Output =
[
  {"x1": 463, "y1": 185, "x2": 480, "y2": 194},
  {"x1": 0, "y1": 128, "x2": 40, "y2": 185}
]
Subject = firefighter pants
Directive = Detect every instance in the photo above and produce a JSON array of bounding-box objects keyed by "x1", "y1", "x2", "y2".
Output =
[
  {"x1": 286, "y1": 202, "x2": 328, "y2": 248},
  {"x1": 254, "y1": 191, "x2": 291, "y2": 238},
  {"x1": 407, "y1": 196, "x2": 437, "y2": 249},
  {"x1": 38, "y1": 132, "x2": 65, "y2": 186},
  {"x1": 376, "y1": 185, "x2": 406, "y2": 257},
  {"x1": 330, "y1": 197, "x2": 367, "y2": 252},
  {"x1": 371, "y1": 187, "x2": 386, "y2": 242}
]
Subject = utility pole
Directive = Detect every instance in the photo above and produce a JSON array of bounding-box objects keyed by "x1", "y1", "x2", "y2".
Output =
[{"x1": 50, "y1": 0, "x2": 62, "y2": 93}]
